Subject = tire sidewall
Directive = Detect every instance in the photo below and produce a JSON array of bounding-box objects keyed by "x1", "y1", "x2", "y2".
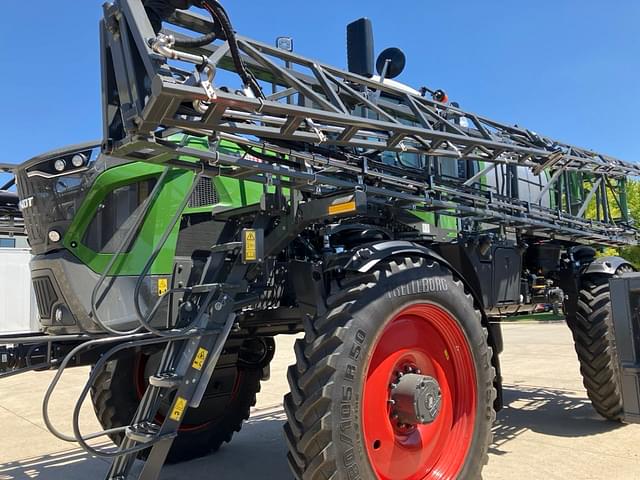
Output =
[
  {"x1": 327, "y1": 263, "x2": 493, "y2": 480},
  {"x1": 90, "y1": 353, "x2": 262, "y2": 463}
]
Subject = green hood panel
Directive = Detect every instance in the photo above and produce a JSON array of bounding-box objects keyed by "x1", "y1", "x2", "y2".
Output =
[{"x1": 62, "y1": 136, "x2": 267, "y2": 275}]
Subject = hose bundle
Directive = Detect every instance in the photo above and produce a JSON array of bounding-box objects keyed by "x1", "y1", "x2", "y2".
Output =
[{"x1": 144, "y1": 0, "x2": 264, "y2": 99}]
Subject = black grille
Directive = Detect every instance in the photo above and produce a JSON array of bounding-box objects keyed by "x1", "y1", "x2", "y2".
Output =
[
  {"x1": 188, "y1": 177, "x2": 218, "y2": 208},
  {"x1": 33, "y1": 277, "x2": 58, "y2": 320},
  {"x1": 15, "y1": 172, "x2": 44, "y2": 245}
]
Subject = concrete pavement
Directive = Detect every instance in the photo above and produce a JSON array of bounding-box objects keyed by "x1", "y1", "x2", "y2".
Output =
[{"x1": 1, "y1": 323, "x2": 639, "y2": 479}]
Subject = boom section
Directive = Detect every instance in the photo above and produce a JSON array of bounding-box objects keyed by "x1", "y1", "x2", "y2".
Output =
[
  {"x1": 101, "y1": 0, "x2": 639, "y2": 247},
  {"x1": 0, "y1": 163, "x2": 24, "y2": 237}
]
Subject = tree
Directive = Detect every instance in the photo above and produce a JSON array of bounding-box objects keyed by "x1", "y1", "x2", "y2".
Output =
[{"x1": 617, "y1": 180, "x2": 640, "y2": 267}]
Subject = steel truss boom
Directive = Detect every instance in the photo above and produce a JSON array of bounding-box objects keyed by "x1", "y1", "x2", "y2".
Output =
[
  {"x1": 0, "y1": 164, "x2": 23, "y2": 237},
  {"x1": 101, "y1": 0, "x2": 639, "y2": 246}
]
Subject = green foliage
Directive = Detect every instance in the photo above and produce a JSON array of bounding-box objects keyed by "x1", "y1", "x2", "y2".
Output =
[
  {"x1": 618, "y1": 246, "x2": 640, "y2": 269},
  {"x1": 590, "y1": 178, "x2": 640, "y2": 268},
  {"x1": 615, "y1": 179, "x2": 640, "y2": 268},
  {"x1": 627, "y1": 180, "x2": 640, "y2": 224},
  {"x1": 584, "y1": 176, "x2": 625, "y2": 221}
]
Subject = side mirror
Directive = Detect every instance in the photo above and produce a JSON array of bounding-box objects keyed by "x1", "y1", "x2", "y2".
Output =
[{"x1": 376, "y1": 47, "x2": 406, "y2": 79}]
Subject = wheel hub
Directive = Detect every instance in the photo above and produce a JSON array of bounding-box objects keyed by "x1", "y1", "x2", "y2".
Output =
[
  {"x1": 390, "y1": 370, "x2": 442, "y2": 427},
  {"x1": 363, "y1": 304, "x2": 478, "y2": 479}
]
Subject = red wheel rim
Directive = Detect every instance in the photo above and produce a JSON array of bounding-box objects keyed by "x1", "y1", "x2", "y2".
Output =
[{"x1": 363, "y1": 303, "x2": 477, "y2": 479}]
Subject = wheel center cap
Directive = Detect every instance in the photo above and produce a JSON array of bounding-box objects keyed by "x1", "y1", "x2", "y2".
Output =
[{"x1": 391, "y1": 373, "x2": 442, "y2": 426}]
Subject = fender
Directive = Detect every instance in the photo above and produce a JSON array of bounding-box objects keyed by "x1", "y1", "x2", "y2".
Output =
[
  {"x1": 582, "y1": 256, "x2": 634, "y2": 276},
  {"x1": 343, "y1": 240, "x2": 505, "y2": 409},
  {"x1": 344, "y1": 241, "x2": 487, "y2": 313},
  {"x1": 344, "y1": 240, "x2": 449, "y2": 273},
  {"x1": 343, "y1": 240, "x2": 483, "y2": 315}
]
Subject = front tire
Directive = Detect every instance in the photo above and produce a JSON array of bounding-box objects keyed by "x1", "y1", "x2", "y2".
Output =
[
  {"x1": 566, "y1": 270, "x2": 630, "y2": 421},
  {"x1": 284, "y1": 257, "x2": 496, "y2": 480},
  {"x1": 91, "y1": 352, "x2": 262, "y2": 463}
]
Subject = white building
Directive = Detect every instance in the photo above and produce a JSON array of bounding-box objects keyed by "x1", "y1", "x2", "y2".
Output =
[{"x1": 0, "y1": 236, "x2": 39, "y2": 333}]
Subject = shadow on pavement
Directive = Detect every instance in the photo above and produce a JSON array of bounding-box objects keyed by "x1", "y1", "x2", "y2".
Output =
[
  {"x1": 0, "y1": 443, "x2": 111, "y2": 480},
  {"x1": 155, "y1": 407, "x2": 293, "y2": 479},
  {"x1": 4, "y1": 388, "x2": 622, "y2": 478},
  {"x1": 0, "y1": 410, "x2": 291, "y2": 480},
  {"x1": 491, "y1": 384, "x2": 624, "y2": 455}
]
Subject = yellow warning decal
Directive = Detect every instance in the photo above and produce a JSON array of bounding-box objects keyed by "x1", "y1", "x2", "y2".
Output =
[
  {"x1": 170, "y1": 397, "x2": 187, "y2": 422},
  {"x1": 444, "y1": 349, "x2": 450, "y2": 361},
  {"x1": 192, "y1": 347, "x2": 209, "y2": 371},
  {"x1": 328, "y1": 200, "x2": 357, "y2": 216},
  {"x1": 244, "y1": 229, "x2": 257, "y2": 261},
  {"x1": 158, "y1": 278, "x2": 169, "y2": 296}
]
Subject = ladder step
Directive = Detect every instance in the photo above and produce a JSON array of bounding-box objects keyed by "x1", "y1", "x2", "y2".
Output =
[
  {"x1": 190, "y1": 282, "x2": 239, "y2": 294},
  {"x1": 125, "y1": 422, "x2": 161, "y2": 444},
  {"x1": 210, "y1": 241, "x2": 242, "y2": 253},
  {"x1": 148, "y1": 372, "x2": 183, "y2": 389}
]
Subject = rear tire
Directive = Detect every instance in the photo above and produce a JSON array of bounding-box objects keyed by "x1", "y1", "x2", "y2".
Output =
[
  {"x1": 284, "y1": 257, "x2": 496, "y2": 480},
  {"x1": 566, "y1": 269, "x2": 630, "y2": 421},
  {"x1": 91, "y1": 352, "x2": 262, "y2": 463}
]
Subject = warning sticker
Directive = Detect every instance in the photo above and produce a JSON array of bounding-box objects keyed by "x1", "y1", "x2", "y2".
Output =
[
  {"x1": 244, "y1": 230, "x2": 257, "y2": 262},
  {"x1": 170, "y1": 397, "x2": 187, "y2": 422},
  {"x1": 158, "y1": 278, "x2": 169, "y2": 296},
  {"x1": 192, "y1": 347, "x2": 209, "y2": 371}
]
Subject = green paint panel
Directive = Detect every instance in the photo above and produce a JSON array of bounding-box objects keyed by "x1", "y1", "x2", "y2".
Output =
[
  {"x1": 64, "y1": 135, "x2": 269, "y2": 276},
  {"x1": 64, "y1": 163, "x2": 194, "y2": 275}
]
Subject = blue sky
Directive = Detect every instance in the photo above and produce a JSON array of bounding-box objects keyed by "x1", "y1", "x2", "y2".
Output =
[{"x1": 1, "y1": 0, "x2": 639, "y2": 168}]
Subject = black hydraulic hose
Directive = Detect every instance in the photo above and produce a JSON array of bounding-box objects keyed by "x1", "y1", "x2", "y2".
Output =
[
  {"x1": 174, "y1": 31, "x2": 218, "y2": 48},
  {"x1": 144, "y1": 0, "x2": 219, "y2": 46},
  {"x1": 144, "y1": 0, "x2": 182, "y2": 33},
  {"x1": 89, "y1": 168, "x2": 171, "y2": 336},
  {"x1": 42, "y1": 331, "x2": 205, "y2": 457},
  {"x1": 201, "y1": 0, "x2": 265, "y2": 99},
  {"x1": 132, "y1": 171, "x2": 204, "y2": 337},
  {"x1": 145, "y1": 1, "x2": 263, "y2": 97},
  {"x1": 70, "y1": 336, "x2": 187, "y2": 458},
  {"x1": 42, "y1": 332, "x2": 156, "y2": 443}
]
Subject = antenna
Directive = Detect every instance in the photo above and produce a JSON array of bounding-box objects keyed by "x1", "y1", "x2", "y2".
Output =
[{"x1": 347, "y1": 18, "x2": 375, "y2": 77}]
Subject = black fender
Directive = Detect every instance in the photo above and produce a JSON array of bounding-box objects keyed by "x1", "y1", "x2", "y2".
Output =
[
  {"x1": 344, "y1": 241, "x2": 485, "y2": 315},
  {"x1": 344, "y1": 240, "x2": 448, "y2": 273},
  {"x1": 343, "y1": 240, "x2": 505, "y2": 409},
  {"x1": 343, "y1": 240, "x2": 489, "y2": 326},
  {"x1": 561, "y1": 254, "x2": 633, "y2": 322},
  {"x1": 582, "y1": 256, "x2": 634, "y2": 276}
]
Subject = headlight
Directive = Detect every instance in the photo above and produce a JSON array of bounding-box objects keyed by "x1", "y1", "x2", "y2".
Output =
[
  {"x1": 54, "y1": 159, "x2": 66, "y2": 172},
  {"x1": 71, "y1": 154, "x2": 86, "y2": 168},
  {"x1": 48, "y1": 230, "x2": 61, "y2": 243}
]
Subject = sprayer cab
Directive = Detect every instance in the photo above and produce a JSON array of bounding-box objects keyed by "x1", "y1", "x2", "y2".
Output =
[{"x1": 14, "y1": 143, "x2": 176, "y2": 334}]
